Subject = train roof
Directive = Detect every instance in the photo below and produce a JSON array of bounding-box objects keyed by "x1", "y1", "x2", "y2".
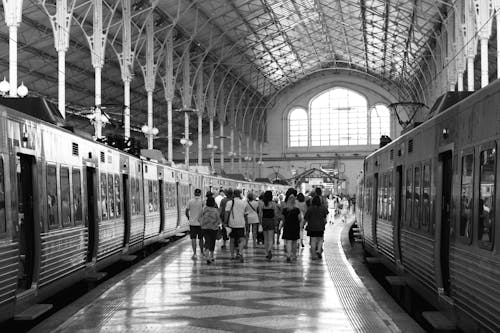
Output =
[
  {"x1": 0, "y1": 96, "x2": 64, "y2": 125},
  {"x1": 365, "y1": 86, "x2": 484, "y2": 161}
]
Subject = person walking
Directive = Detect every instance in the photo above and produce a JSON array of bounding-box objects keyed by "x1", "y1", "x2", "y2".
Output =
[
  {"x1": 304, "y1": 195, "x2": 328, "y2": 260},
  {"x1": 282, "y1": 194, "x2": 302, "y2": 262},
  {"x1": 215, "y1": 188, "x2": 225, "y2": 208},
  {"x1": 326, "y1": 193, "x2": 336, "y2": 224},
  {"x1": 218, "y1": 188, "x2": 233, "y2": 249},
  {"x1": 200, "y1": 196, "x2": 222, "y2": 264},
  {"x1": 259, "y1": 190, "x2": 280, "y2": 261},
  {"x1": 186, "y1": 188, "x2": 204, "y2": 259},
  {"x1": 244, "y1": 192, "x2": 260, "y2": 248},
  {"x1": 224, "y1": 189, "x2": 247, "y2": 262},
  {"x1": 296, "y1": 193, "x2": 308, "y2": 247}
]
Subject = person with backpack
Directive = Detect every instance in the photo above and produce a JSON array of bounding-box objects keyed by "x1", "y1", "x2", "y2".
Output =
[
  {"x1": 259, "y1": 190, "x2": 281, "y2": 261},
  {"x1": 218, "y1": 188, "x2": 233, "y2": 249}
]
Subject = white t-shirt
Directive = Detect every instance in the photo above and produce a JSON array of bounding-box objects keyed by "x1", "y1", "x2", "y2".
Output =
[
  {"x1": 225, "y1": 198, "x2": 246, "y2": 228},
  {"x1": 215, "y1": 194, "x2": 224, "y2": 208}
]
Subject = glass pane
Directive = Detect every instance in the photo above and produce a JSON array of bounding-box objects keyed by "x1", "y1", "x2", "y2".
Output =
[
  {"x1": 108, "y1": 174, "x2": 115, "y2": 218},
  {"x1": 405, "y1": 167, "x2": 412, "y2": 226},
  {"x1": 0, "y1": 158, "x2": 5, "y2": 233},
  {"x1": 413, "y1": 166, "x2": 421, "y2": 228},
  {"x1": 289, "y1": 108, "x2": 308, "y2": 147},
  {"x1": 60, "y1": 167, "x2": 71, "y2": 226},
  {"x1": 136, "y1": 179, "x2": 141, "y2": 213},
  {"x1": 100, "y1": 173, "x2": 108, "y2": 220},
  {"x1": 47, "y1": 165, "x2": 58, "y2": 227},
  {"x1": 114, "y1": 175, "x2": 121, "y2": 217},
  {"x1": 72, "y1": 169, "x2": 82, "y2": 225},
  {"x1": 422, "y1": 163, "x2": 431, "y2": 230},
  {"x1": 148, "y1": 180, "x2": 154, "y2": 212},
  {"x1": 460, "y1": 155, "x2": 473, "y2": 238},
  {"x1": 131, "y1": 177, "x2": 136, "y2": 215},
  {"x1": 478, "y1": 148, "x2": 496, "y2": 245},
  {"x1": 370, "y1": 104, "x2": 391, "y2": 144},
  {"x1": 153, "y1": 181, "x2": 159, "y2": 212},
  {"x1": 388, "y1": 173, "x2": 393, "y2": 221}
]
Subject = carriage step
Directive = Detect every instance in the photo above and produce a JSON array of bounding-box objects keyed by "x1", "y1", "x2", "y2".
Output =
[
  {"x1": 386, "y1": 276, "x2": 406, "y2": 286},
  {"x1": 365, "y1": 257, "x2": 383, "y2": 264},
  {"x1": 15, "y1": 304, "x2": 53, "y2": 320},
  {"x1": 85, "y1": 272, "x2": 108, "y2": 282},
  {"x1": 121, "y1": 255, "x2": 137, "y2": 262},
  {"x1": 422, "y1": 311, "x2": 457, "y2": 332}
]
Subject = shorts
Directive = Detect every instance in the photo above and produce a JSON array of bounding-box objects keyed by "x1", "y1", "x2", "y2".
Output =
[
  {"x1": 190, "y1": 225, "x2": 203, "y2": 239},
  {"x1": 229, "y1": 227, "x2": 245, "y2": 239},
  {"x1": 307, "y1": 230, "x2": 324, "y2": 238},
  {"x1": 262, "y1": 219, "x2": 275, "y2": 231}
]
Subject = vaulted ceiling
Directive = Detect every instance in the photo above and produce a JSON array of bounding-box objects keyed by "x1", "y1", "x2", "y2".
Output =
[{"x1": 0, "y1": 0, "x2": 452, "y2": 150}]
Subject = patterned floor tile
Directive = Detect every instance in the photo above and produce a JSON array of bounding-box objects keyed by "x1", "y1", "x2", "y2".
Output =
[{"x1": 190, "y1": 290, "x2": 291, "y2": 300}]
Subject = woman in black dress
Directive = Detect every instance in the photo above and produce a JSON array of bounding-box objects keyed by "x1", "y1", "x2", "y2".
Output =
[{"x1": 282, "y1": 194, "x2": 302, "y2": 262}]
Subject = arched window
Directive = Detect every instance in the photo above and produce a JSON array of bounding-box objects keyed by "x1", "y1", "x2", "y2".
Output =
[
  {"x1": 310, "y1": 88, "x2": 368, "y2": 146},
  {"x1": 370, "y1": 104, "x2": 391, "y2": 144},
  {"x1": 288, "y1": 108, "x2": 308, "y2": 147}
]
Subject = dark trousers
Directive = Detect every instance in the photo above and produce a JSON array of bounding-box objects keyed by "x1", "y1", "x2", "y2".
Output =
[{"x1": 203, "y1": 229, "x2": 217, "y2": 252}]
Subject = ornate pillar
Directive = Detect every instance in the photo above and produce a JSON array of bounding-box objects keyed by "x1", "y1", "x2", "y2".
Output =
[
  {"x1": 41, "y1": 0, "x2": 74, "y2": 118},
  {"x1": 456, "y1": 0, "x2": 465, "y2": 91},
  {"x1": 195, "y1": 66, "x2": 205, "y2": 166},
  {"x1": 2, "y1": 0, "x2": 23, "y2": 97},
  {"x1": 465, "y1": 0, "x2": 477, "y2": 91},
  {"x1": 476, "y1": 0, "x2": 492, "y2": 87},
  {"x1": 162, "y1": 32, "x2": 174, "y2": 163},
  {"x1": 217, "y1": 85, "x2": 227, "y2": 170},
  {"x1": 121, "y1": 0, "x2": 132, "y2": 138},
  {"x1": 181, "y1": 50, "x2": 194, "y2": 167},
  {"x1": 144, "y1": 16, "x2": 155, "y2": 149}
]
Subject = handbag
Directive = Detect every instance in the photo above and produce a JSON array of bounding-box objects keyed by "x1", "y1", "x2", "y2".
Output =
[{"x1": 216, "y1": 227, "x2": 223, "y2": 240}]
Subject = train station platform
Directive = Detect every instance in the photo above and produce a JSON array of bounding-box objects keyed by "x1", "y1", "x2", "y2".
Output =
[{"x1": 30, "y1": 219, "x2": 423, "y2": 333}]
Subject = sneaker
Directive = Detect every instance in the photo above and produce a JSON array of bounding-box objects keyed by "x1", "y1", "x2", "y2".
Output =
[
  {"x1": 286, "y1": 257, "x2": 291, "y2": 263},
  {"x1": 301, "y1": 242, "x2": 304, "y2": 247},
  {"x1": 206, "y1": 259, "x2": 211, "y2": 264},
  {"x1": 268, "y1": 251, "x2": 273, "y2": 260},
  {"x1": 316, "y1": 252, "x2": 322, "y2": 259},
  {"x1": 237, "y1": 254, "x2": 244, "y2": 263},
  {"x1": 191, "y1": 254, "x2": 197, "y2": 260}
]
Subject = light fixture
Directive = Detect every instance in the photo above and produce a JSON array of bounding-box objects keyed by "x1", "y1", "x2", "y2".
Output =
[
  {"x1": 180, "y1": 138, "x2": 192, "y2": 146},
  {"x1": 86, "y1": 111, "x2": 110, "y2": 126},
  {"x1": 141, "y1": 124, "x2": 159, "y2": 136},
  {"x1": 207, "y1": 143, "x2": 218, "y2": 149},
  {"x1": 243, "y1": 156, "x2": 252, "y2": 161},
  {"x1": 442, "y1": 128, "x2": 449, "y2": 139},
  {"x1": 0, "y1": 77, "x2": 10, "y2": 95},
  {"x1": 17, "y1": 82, "x2": 28, "y2": 97},
  {"x1": 0, "y1": 78, "x2": 29, "y2": 97}
]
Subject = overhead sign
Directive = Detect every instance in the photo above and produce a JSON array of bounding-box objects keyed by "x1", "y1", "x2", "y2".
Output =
[{"x1": 309, "y1": 178, "x2": 323, "y2": 185}]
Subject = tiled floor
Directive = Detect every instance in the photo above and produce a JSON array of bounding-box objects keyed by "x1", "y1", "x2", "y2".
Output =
[{"x1": 32, "y1": 220, "x2": 417, "y2": 332}]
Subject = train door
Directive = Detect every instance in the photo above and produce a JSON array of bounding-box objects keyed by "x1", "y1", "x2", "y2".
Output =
[
  {"x1": 439, "y1": 151, "x2": 453, "y2": 295},
  {"x1": 372, "y1": 173, "x2": 379, "y2": 247},
  {"x1": 122, "y1": 174, "x2": 130, "y2": 247},
  {"x1": 86, "y1": 167, "x2": 97, "y2": 263},
  {"x1": 159, "y1": 180, "x2": 165, "y2": 233},
  {"x1": 176, "y1": 181, "x2": 181, "y2": 228},
  {"x1": 395, "y1": 165, "x2": 403, "y2": 264},
  {"x1": 16, "y1": 154, "x2": 35, "y2": 292}
]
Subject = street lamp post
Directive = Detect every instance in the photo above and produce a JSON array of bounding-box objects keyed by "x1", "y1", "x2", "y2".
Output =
[{"x1": 141, "y1": 124, "x2": 159, "y2": 149}]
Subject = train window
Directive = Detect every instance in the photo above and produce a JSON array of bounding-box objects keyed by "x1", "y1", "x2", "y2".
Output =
[
  {"x1": 153, "y1": 181, "x2": 159, "y2": 212},
  {"x1": 114, "y1": 175, "x2": 121, "y2": 217},
  {"x1": 130, "y1": 177, "x2": 137, "y2": 215},
  {"x1": 100, "y1": 173, "x2": 108, "y2": 220},
  {"x1": 60, "y1": 167, "x2": 71, "y2": 227},
  {"x1": 478, "y1": 147, "x2": 496, "y2": 248},
  {"x1": 148, "y1": 180, "x2": 154, "y2": 212},
  {"x1": 460, "y1": 154, "x2": 474, "y2": 240},
  {"x1": 413, "y1": 165, "x2": 421, "y2": 229},
  {"x1": 47, "y1": 165, "x2": 59, "y2": 228},
  {"x1": 405, "y1": 167, "x2": 413, "y2": 226},
  {"x1": 135, "y1": 178, "x2": 141, "y2": 214},
  {"x1": 422, "y1": 162, "x2": 431, "y2": 232},
  {"x1": 72, "y1": 169, "x2": 82, "y2": 225},
  {"x1": 388, "y1": 172, "x2": 393, "y2": 221},
  {"x1": 377, "y1": 175, "x2": 383, "y2": 219},
  {"x1": 108, "y1": 175, "x2": 115, "y2": 218},
  {"x1": 383, "y1": 174, "x2": 389, "y2": 219},
  {"x1": 0, "y1": 158, "x2": 5, "y2": 233}
]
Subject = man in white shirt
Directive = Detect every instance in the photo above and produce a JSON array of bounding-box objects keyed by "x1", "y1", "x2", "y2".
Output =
[
  {"x1": 186, "y1": 188, "x2": 204, "y2": 259},
  {"x1": 224, "y1": 189, "x2": 246, "y2": 262},
  {"x1": 215, "y1": 189, "x2": 225, "y2": 208}
]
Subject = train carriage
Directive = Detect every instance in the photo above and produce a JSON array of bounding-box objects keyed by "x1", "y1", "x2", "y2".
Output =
[{"x1": 360, "y1": 82, "x2": 500, "y2": 332}]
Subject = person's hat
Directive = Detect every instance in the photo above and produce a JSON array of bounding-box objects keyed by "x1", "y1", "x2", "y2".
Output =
[{"x1": 194, "y1": 188, "x2": 202, "y2": 195}]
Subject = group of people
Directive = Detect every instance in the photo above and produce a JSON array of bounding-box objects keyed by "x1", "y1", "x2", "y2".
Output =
[{"x1": 185, "y1": 186, "x2": 348, "y2": 264}]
